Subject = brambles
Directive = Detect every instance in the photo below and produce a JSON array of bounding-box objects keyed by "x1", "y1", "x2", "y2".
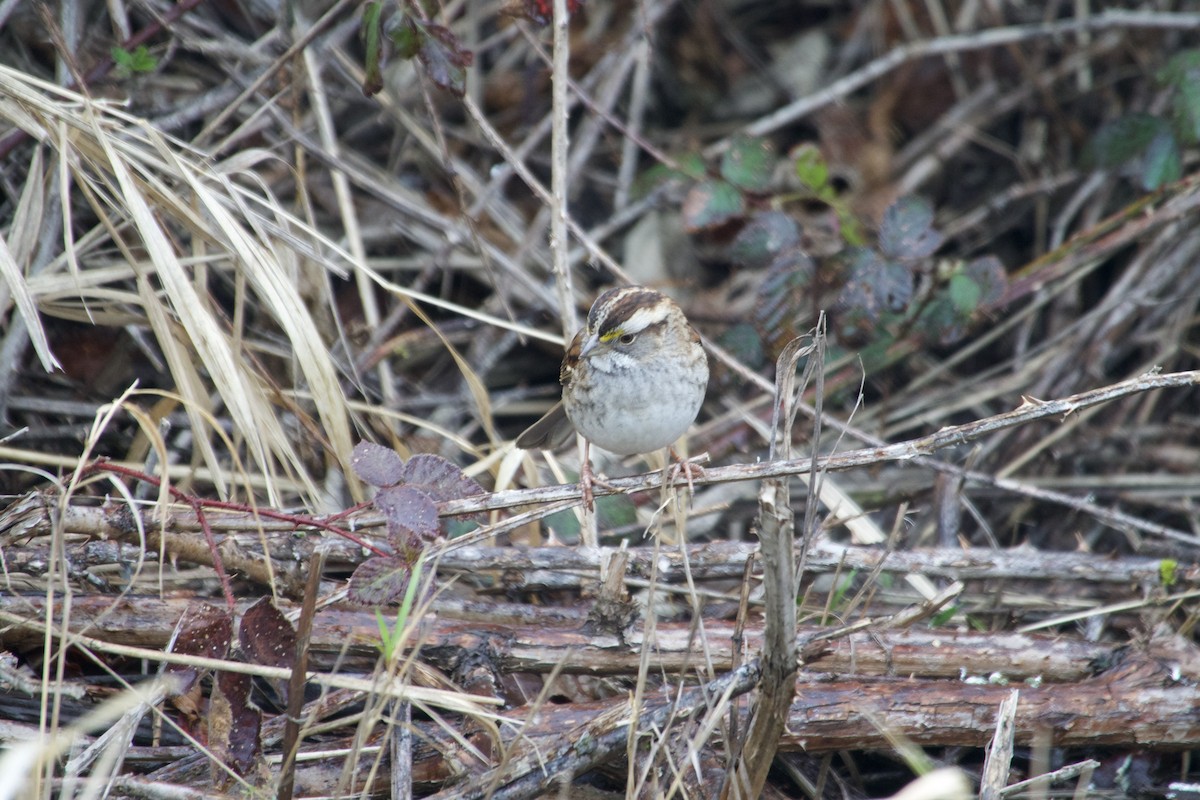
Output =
[
  {"x1": 640, "y1": 140, "x2": 1009, "y2": 359},
  {"x1": 361, "y1": 3, "x2": 475, "y2": 98},
  {"x1": 1085, "y1": 48, "x2": 1200, "y2": 190},
  {"x1": 347, "y1": 442, "x2": 483, "y2": 605}
]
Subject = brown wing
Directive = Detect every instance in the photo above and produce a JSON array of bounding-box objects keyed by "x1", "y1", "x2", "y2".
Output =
[
  {"x1": 516, "y1": 327, "x2": 585, "y2": 450},
  {"x1": 514, "y1": 401, "x2": 574, "y2": 450},
  {"x1": 559, "y1": 328, "x2": 586, "y2": 387}
]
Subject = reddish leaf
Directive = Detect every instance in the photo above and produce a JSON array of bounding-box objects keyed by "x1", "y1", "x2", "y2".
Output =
[
  {"x1": 879, "y1": 196, "x2": 942, "y2": 260},
  {"x1": 830, "y1": 279, "x2": 882, "y2": 345},
  {"x1": 239, "y1": 597, "x2": 296, "y2": 671},
  {"x1": 376, "y1": 484, "x2": 440, "y2": 545},
  {"x1": 348, "y1": 556, "x2": 413, "y2": 606},
  {"x1": 412, "y1": 18, "x2": 474, "y2": 98},
  {"x1": 846, "y1": 247, "x2": 913, "y2": 312},
  {"x1": 167, "y1": 602, "x2": 231, "y2": 694},
  {"x1": 400, "y1": 453, "x2": 485, "y2": 504},
  {"x1": 729, "y1": 211, "x2": 801, "y2": 269},
  {"x1": 351, "y1": 441, "x2": 405, "y2": 487},
  {"x1": 503, "y1": 0, "x2": 584, "y2": 26},
  {"x1": 964, "y1": 255, "x2": 1007, "y2": 307},
  {"x1": 752, "y1": 249, "x2": 816, "y2": 357},
  {"x1": 211, "y1": 671, "x2": 262, "y2": 780}
]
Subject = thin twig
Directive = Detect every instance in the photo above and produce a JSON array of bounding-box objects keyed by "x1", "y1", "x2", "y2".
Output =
[{"x1": 439, "y1": 370, "x2": 1200, "y2": 536}]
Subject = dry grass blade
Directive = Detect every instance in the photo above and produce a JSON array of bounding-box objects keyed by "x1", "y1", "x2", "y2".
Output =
[
  {"x1": 176, "y1": 161, "x2": 355, "y2": 492},
  {"x1": 0, "y1": 229, "x2": 58, "y2": 372},
  {"x1": 92, "y1": 118, "x2": 289, "y2": 499},
  {"x1": 0, "y1": 65, "x2": 377, "y2": 501},
  {"x1": 0, "y1": 676, "x2": 180, "y2": 800},
  {"x1": 0, "y1": 146, "x2": 58, "y2": 372}
]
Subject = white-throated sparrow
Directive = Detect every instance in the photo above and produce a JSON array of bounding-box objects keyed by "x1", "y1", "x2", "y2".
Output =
[{"x1": 516, "y1": 286, "x2": 708, "y2": 502}]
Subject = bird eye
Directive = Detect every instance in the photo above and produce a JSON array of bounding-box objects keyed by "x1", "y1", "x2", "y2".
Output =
[{"x1": 618, "y1": 333, "x2": 635, "y2": 345}]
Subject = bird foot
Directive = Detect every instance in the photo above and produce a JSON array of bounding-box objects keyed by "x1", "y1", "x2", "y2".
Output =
[
  {"x1": 667, "y1": 448, "x2": 708, "y2": 498},
  {"x1": 578, "y1": 445, "x2": 620, "y2": 511}
]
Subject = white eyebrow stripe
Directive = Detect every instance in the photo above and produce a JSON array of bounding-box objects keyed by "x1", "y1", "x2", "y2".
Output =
[{"x1": 616, "y1": 305, "x2": 669, "y2": 333}]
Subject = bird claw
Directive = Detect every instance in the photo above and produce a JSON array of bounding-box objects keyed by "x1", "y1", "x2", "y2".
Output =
[
  {"x1": 667, "y1": 449, "x2": 707, "y2": 498},
  {"x1": 578, "y1": 443, "x2": 619, "y2": 511}
]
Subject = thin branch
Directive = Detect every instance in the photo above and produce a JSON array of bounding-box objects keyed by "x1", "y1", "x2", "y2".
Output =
[{"x1": 440, "y1": 370, "x2": 1200, "y2": 532}]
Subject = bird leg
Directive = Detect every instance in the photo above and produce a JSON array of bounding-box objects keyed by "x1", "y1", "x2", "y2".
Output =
[
  {"x1": 579, "y1": 439, "x2": 596, "y2": 511},
  {"x1": 666, "y1": 447, "x2": 707, "y2": 499},
  {"x1": 579, "y1": 439, "x2": 622, "y2": 511}
]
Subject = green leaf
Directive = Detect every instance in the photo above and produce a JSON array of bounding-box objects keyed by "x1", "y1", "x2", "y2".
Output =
[
  {"x1": 825, "y1": 570, "x2": 859, "y2": 620},
  {"x1": 1158, "y1": 50, "x2": 1200, "y2": 143},
  {"x1": 544, "y1": 508, "x2": 579, "y2": 539},
  {"x1": 390, "y1": 14, "x2": 421, "y2": 59},
  {"x1": 1141, "y1": 129, "x2": 1181, "y2": 190},
  {"x1": 1156, "y1": 49, "x2": 1200, "y2": 89},
  {"x1": 544, "y1": 491, "x2": 637, "y2": 541},
  {"x1": 720, "y1": 135, "x2": 776, "y2": 192},
  {"x1": 394, "y1": 553, "x2": 425, "y2": 633},
  {"x1": 1086, "y1": 113, "x2": 1169, "y2": 168},
  {"x1": 879, "y1": 196, "x2": 942, "y2": 260},
  {"x1": 111, "y1": 45, "x2": 156, "y2": 74},
  {"x1": 928, "y1": 604, "x2": 959, "y2": 627},
  {"x1": 674, "y1": 153, "x2": 708, "y2": 181},
  {"x1": 632, "y1": 153, "x2": 706, "y2": 198},
  {"x1": 388, "y1": 16, "x2": 473, "y2": 96},
  {"x1": 916, "y1": 296, "x2": 969, "y2": 346},
  {"x1": 717, "y1": 322, "x2": 764, "y2": 369},
  {"x1": 1160, "y1": 559, "x2": 1178, "y2": 588},
  {"x1": 375, "y1": 608, "x2": 394, "y2": 653},
  {"x1": 856, "y1": 336, "x2": 894, "y2": 373},
  {"x1": 947, "y1": 272, "x2": 982, "y2": 314},
  {"x1": 792, "y1": 144, "x2": 829, "y2": 192},
  {"x1": 681, "y1": 180, "x2": 744, "y2": 231},
  {"x1": 837, "y1": 208, "x2": 866, "y2": 247},
  {"x1": 729, "y1": 211, "x2": 801, "y2": 269},
  {"x1": 597, "y1": 492, "x2": 638, "y2": 531},
  {"x1": 1172, "y1": 75, "x2": 1200, "y2": 144},
  {"x1": 361, "y1": 2, "x2": 385, "y2": 96}
]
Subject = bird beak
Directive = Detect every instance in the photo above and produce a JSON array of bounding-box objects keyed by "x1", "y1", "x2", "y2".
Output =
[{"x1": 578, "y1": 333, "x2": 599, "y2": 358}]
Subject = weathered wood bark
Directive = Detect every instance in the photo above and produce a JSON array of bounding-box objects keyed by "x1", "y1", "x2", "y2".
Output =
[
  {"x1": 0, "y1": 593, "x2": 1129, "y2": 681},
  {"x1": 17, "y1": 648, "x2": 1183, "y2": 798},
  {"x1": 4, "y1": 524, "x2": 1191, "y2": 593}
]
